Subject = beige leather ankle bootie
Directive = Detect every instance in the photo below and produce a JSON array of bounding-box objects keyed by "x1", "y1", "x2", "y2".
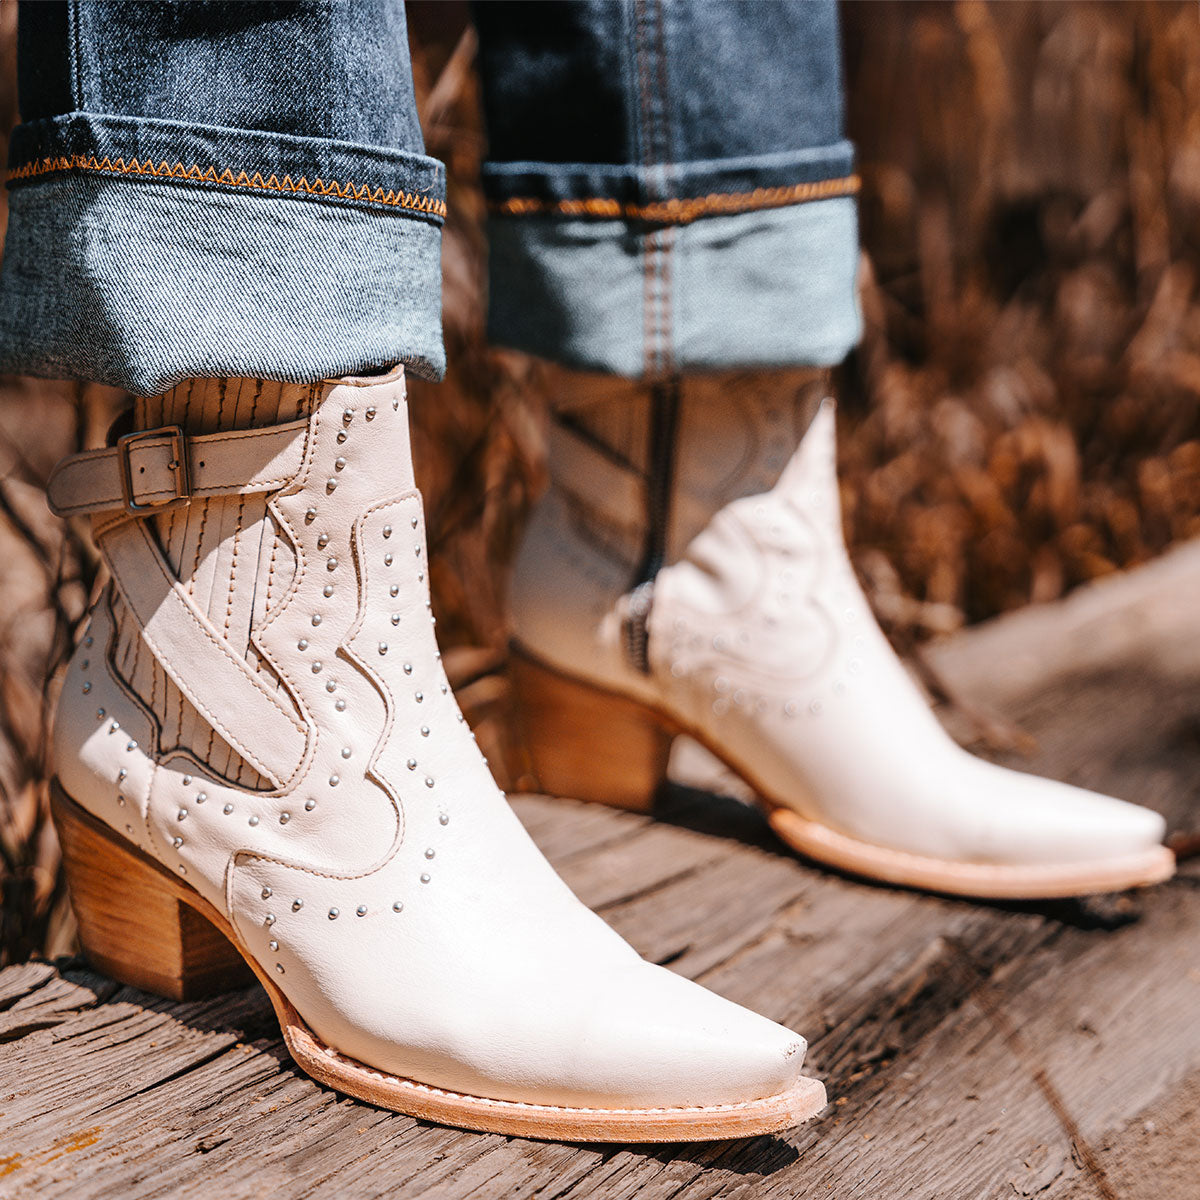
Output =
[
  {"x1": 510, "y1": 370, "x2": 1174, "y2": 899},
  {"x1": 47, "y1": 369, "x2": 826, "y2": 1141}
]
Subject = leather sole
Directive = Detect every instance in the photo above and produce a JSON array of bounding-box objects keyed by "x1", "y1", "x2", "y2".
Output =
[
  {"x1": 50, "y1": 781, "x2": 826, "y2": 1142},
  {"x1": 510, "y1": 646, "x2": 1177, "y2": 900}
]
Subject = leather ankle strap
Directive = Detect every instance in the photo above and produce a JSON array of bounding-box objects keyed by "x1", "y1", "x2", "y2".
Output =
[{"x1": 46, "y1": 419, "x2": 310, "y2": 518}]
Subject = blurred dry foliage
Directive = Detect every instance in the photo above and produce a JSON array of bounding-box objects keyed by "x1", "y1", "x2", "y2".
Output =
[{"x1": 1, "y1": 0, "x2": 1199, "y2": 962}]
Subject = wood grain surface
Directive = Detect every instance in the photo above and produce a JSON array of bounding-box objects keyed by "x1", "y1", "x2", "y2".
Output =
[{"x1": 2, "y1": 542, "x2": 1199, "y2": 1199}]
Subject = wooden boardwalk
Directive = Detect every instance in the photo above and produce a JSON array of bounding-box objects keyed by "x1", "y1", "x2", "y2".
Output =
[{"x1": 2, "y1": 543, "x2": 1200, "y2": 1199}]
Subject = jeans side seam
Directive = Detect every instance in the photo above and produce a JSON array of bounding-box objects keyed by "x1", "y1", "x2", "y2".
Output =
[
  {"x1": 67, "y1": 0, "x2": 85, "y2": 113},
  {"x1": 488, "y1": 175, "x2": 861, "y2": 225},
  {"x1": 7, "y1": 153, "x2": 448, "y2": 220}
]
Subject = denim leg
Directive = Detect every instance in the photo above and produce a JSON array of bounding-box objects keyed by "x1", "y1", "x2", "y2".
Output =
[
  {"x1": 475, "y1": 0, "x2": 861, "y2": 377},
  {"x1": 0, "y1": 1, "x2": 445, "y2": 395}
]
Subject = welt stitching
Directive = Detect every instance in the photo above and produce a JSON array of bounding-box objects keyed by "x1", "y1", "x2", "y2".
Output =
[
  {"x1": 490, "y1": 174, "x2": 862, "y2": 224},
  {"x1": 8, "y1": 154, "x2": 447, "y2": 218}
]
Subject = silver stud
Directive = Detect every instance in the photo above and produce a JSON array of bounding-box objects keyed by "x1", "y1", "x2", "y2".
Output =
[
  {"x1": 298, "y1": 638, "x2": 309, "y2": 651},
  {"x1": 326, "y1": 680, "x2": 336, "y2": 692},
  {"x1": 440, "y1": 684, "x2": 448, "y2": 695},
  {"x1": 178, "y1": 864, "x2": 187, "y2": 875},
  {"x1": 336, "y1": 430, "x2": 347, "y2": 444},
  {"x1": 224, "y1": 803, "x2": 234, "y2": 814},
  {"x1": 403, "y1": 662, "x2": 412, "y2": 674},
  {"x1": 279, "y1": 812, "x2": 290, "y2": 824},
  {"x1": 378, "y1": 642, "x2": 388, "y2": 655},
  {"x1": 414, "y1": 691, "x2": 423, "y2": 703},
  {"x1": 334, "y1": 457, "x2": 346, "y2": 471},
  {"x1": 84, "y1": 635, "x2": 94, "y2": 647},
  {"x1": 117, "y1": 795, "x2": 125, "y2": 807},
  {"x1": 365, "y1": 406, "x2": 376, "y2": 420},
  {"x1": 292, "y1": 899, "x2": 303, "y2": 911},
  {"x1": 329, "y1": 774, "x2": 339, "y2": 787},
  {"x1": 391, "y1": 613, "x2": 400, "y2": 625},
  {"x1": 177, "y1": 808, "x2": 187, "y2": 821},
  {"x1": 439, "y1": 813, "x2": 450, "y2": 826},
  {"x1": 317, "y1": 533, "x2": 329, "y2": 549},
  {"x1": 265, "y1": 913, "x2": 276, "y2": 926},
  {"x1": 196, "y1": 792, "x2": 207, "y2": 804},
  {"x1": 82, "y1": 681, "x2": 92, "y2": 694},
  {"x1": 784, "y1": 701, "x2": 798, "y2": 718},
  {"x1": 126, "y1": 824, "x2": 134, "y2": 834},
  {"x1": 424, "y1": 848, "x2": 435, "y2": 860},
  {"x1": 312, "y1": 614, "x2": 322, "y2": 626},
  {"x1": 305, "y1": 507, "x2": 317, "y2": 523},
  {"x1": 118, "y1": 768, "x2": 127, "y2": 781},
  {"x1": 110, "y1": 721, "x2": 120, "y2": 732},
  {"x1": 269, "y1": 939, "x2": 279, "y2": 951},
  {"x1": 127, "y1": 740, "x2": 137, "y2": 751},
  {"x1": 249, "y1": 815, "x2": 259, "y2": 827},
  {"x1": 424, "y1": 777, "x2": 434, "y2": 788},
  {"x1": 335, "y1": 699, "x2": 346, "y2": 711},
  {"x1": 275, "y1": 964, "x2": 285, "y2": 975},
  {"x1": 311, "y1": 661, "x2": 322, "y2": 673},
  {"x1": 305, "y1": 798, "x2": 316, "y2": 811},
  {"x1": 172, "y1": 836, "x2": 183, "y2": 848},
  {"x1": 343, "y1": 408, "x2": 354, "y2": 425},
  {"x1": 81, "y1": 659, "x2": 89, "y2": 670},
  {"x1": 420, "y1": 873, "x2": 431, "y2": 884},
  {"x1": 392, "y1": 901, "x2": 403, "y2": 912},
  {"x1": 420, "y1": 726, "x2": 429, "y2": 737},
  {"x1": 410, "y1": 517, "x2": 418, "y2": 529},
  {"x1": 383, "y1": 525, "x2": 392, "y2": 538},
  {"x1": 97, "y1": 708, "x2": 106, "y2": 719},
  {"x1": 407, "y1": 758, "x2": 417, "y2": 770},
  {"x1": 390, "y1": 584, "x2": 399, "y2": 597},
  {"x1": 356, "y1": 905, "x2": 367, "y2": 917},
  {"x1": 326, "y1": 557, "x2": 338, "y2": 571},
  {"x1": 262, "y1": 887, "x2": 272, "y2": 899},
  {"x1": 418, "y1": 572, "x2": 425, "y2": 583},
  {"x1": 323, "y1": 584, "x2": 334, "y2": 597},
  {"x1": 341, "y1": 747, "x2": 352, "y2": 759},
  {"x1": 326, "y1": 478, "x2": 338, "y2": 492},
  {"x1": 182, "y1": 774, "x2": 192, "y2": 786},
  {"x1": 384, "y1": 554, "x2": 393, "y2": 566},
  {"x1": 329, "y1": 907, "x2": 339, "y2": 919},
  {"x1": 415, "y1": 546, "x2": 422, "y2": 558}
]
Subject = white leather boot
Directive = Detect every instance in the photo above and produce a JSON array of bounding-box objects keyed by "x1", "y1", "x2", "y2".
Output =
[
  {"x1": 510, "y1": 371, "x2": 1174, "y2": 899},
  {"x1": 47, "y1": 369, "x2": 825, "y2": 1141}
]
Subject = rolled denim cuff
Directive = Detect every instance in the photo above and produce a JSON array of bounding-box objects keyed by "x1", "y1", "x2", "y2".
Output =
[
  {"x1": 0, "y1": 113, "x2": 446, "y2": 394},
  {"x1": 483, "y1": 145, "x2": 861, "y2": 376}
]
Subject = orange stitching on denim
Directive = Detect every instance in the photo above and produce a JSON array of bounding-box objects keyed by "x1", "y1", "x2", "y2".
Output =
[
  {"x1": 491, "y1": 174, "x2": 861, "y2": 225},
  {"x1": 8, "y1": 154, "x2": 447, "y2": 218}
]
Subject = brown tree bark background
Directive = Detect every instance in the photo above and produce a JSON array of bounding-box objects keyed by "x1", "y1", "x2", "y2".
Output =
[{"x1": 1, "y1": 1, "x2": 1198, "y2": 962}]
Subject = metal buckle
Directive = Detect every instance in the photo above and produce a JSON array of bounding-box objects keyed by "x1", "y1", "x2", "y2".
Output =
[{"x1": 116, "y1": 426, "x2": 192, "y2": 515}]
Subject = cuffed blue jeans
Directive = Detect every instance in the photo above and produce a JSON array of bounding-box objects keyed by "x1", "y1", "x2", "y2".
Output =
[{"x1": 0, "y1": 0, "x2": 860, "y2": 396}]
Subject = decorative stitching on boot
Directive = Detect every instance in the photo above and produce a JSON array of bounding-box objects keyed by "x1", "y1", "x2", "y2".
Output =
[{"x1": 8, "y1": 154, "x2": 447, "y2": 218}]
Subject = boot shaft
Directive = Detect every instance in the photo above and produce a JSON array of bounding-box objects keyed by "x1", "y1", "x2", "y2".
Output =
[{"x1": 510, "y1": 367, "x2": 830, "y2": 689}]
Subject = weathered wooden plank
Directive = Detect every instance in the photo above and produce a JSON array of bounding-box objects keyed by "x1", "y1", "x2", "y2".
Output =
[{"x1": 1, "y1": 546, "x2": 1199, "y2": 1197}]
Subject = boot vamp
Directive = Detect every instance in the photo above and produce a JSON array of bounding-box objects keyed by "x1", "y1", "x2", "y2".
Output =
[
  {"x1": 652, "y1": 486, "x2": 1164, "y2": 868},
  {"x1": 230, "y1": 789, "x2": 807, "y2": 1110}
]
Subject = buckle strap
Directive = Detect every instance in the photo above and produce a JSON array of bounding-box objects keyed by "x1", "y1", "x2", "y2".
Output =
[{"x1": 46, "y1": 419, "x2": 310, "y2": 518}]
